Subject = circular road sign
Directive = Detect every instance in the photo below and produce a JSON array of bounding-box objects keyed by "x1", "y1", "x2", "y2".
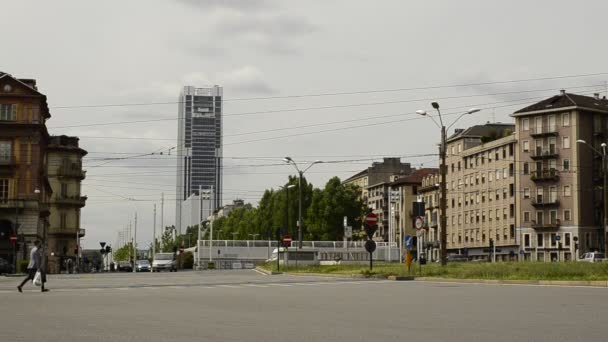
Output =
[
  {"x1": 282, "y1": 234, "x2": 292, "y2": 248},
  {"x1": 415, "y1": 217, "x2": 424, "y2": 230},
  {"x1": 365, "y1": 212, "x2": 378, "y2": 226},
  {"x1": 365, "y1": 240, "x2": 377, "y2": 253},
  {"x1": 555, "y1": 235, "x2": 561, "y2": 241}
]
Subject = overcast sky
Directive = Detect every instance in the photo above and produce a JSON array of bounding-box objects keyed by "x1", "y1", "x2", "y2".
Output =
[{"x1": 2, "y1": 0, "x2": 608, "y2": 248}]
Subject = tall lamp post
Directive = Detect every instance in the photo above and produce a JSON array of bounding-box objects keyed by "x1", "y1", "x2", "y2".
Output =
[
  {"x1": 279, "y1": 184, "x2": 296, "y2": 237},
  {"x1": 576, "y1": 139, "x2": 607, "y2": 253},
  {"x1": 416, "y1": 104, "x2": 481, "y2": 266},
  {"x1": 283, "y1": 157, "x2": 323, "y2": 249}
]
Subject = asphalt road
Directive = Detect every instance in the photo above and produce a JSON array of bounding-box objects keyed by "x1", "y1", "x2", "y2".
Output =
[{"x1": 1, "y1": 270, "x2": 607, "y2": 342}]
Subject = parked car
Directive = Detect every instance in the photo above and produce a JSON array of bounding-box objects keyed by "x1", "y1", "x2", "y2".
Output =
[
  {"x1": 447, "y1": 254, "x2": 469, "y2": 262},
  {"x1": 580, "y1": 252, "x2": 605, "y2": 263},
  {"x1": 0, "y1": 258, "x2": 13, "y2": 274},
  {"x1": 135, "y1": 260, "x2": 151, "y2": 272},
  {"x1": 116, "y1": 261, "x2": 133, "y2": 272},
  {"x1": 152, "y1": 253, "x2": 177, "y2": 272}
]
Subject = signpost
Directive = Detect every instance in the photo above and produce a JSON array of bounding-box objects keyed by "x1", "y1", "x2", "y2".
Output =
[{"x1": 363, "y1": 212, "x2": 378, "y2": 271}]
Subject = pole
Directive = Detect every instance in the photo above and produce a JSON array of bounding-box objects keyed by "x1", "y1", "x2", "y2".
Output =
[
  {"x1": 209, "y1": 186, "x2": 214, "y2": 263},
  {"x1": 388, "y1": 189, "x2": 392, "y2": 262},
  {"x1": 603, "y1": 150, "x2": 608, "y2": 254},
  {"x1": 153, "y1": 204, "x2": 156, "y2": 270},
  {"x1": 440, "y1": 125, "x2": 448, "y2": 266},
  {"x1": 161, "y1": 192, "x2": 164, "y2": 233},
  {"x1": 298, "y1": 171, "x2": 303, "y2": 249},
  {"x1": 133, "y1": 212, "x2": 137, "y2": 272},
  {"x1": 14, "y1": 205, "x2": 18, "y2": 273},
  {"x1": 198, "y1": 185, "x2": 202, "y2": 268},
  {"x1": 276, "y1": 229, "x2": 280, "y2": 272},
  {"x1": 369, "y1": 251, "x2": 373, "y2": 271}
]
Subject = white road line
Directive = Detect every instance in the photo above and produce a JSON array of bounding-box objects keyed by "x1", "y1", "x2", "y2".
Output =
[
  {"x1": 216, "y1": 285, "x2": 240, "y2": 289},
  {"x1": 242, "y1": 284, "x2": 268, "y2": 288},
  {"x1": 268, "y1": 283, "x2": 293, "y2": 287}
]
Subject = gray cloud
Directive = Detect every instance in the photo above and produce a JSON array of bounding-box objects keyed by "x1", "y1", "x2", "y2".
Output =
[{"x1": 176, "y1": 0, "x2": 273, "y2": 12}]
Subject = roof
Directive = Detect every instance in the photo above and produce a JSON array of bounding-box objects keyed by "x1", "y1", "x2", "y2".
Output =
[
  {"x1": 0, "y1": 72, "x2": 50, "y2": 119},
  {"x1": 447, "y1": 123, "x2": 514, "y2": 143},
  {"x1": 513, "y1": 92, "x2": 608, "y2": 115},
  {"x1": 47, "y1": 135, "x2": 88, "y2": 156},
  {"x1": 343, "y1": 169, "x2": 368, "y2": 183},
  {"x1": 391, "y1": 168, "x2": 438, "y2": 186}
]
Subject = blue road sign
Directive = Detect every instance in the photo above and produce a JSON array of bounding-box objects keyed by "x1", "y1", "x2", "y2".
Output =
[
  {"x1": 405, "y1": 235, "x2": 412, "y2": 249},
  {"x1": 555, "y1": 235, "x2": 561, "y2": 241}
]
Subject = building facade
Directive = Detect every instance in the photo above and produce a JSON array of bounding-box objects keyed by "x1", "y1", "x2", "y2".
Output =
[
  {"x1": 176, "y1": 85, "x2": 223, "y2": 234},
  {"x1": 0, "y1": 72, "x2": 52, "y2": 270},
  {"x1": 46, "y1": 135, "x2": 87, "y2": 274},
  {"x1": 513, "y1": 91, "x2": 608, "y2": 261}
]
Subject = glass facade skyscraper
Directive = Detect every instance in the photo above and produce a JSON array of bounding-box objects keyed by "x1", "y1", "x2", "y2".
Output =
[{"x1": 175, "y1": 85, "x2": 222, "y2": 234}]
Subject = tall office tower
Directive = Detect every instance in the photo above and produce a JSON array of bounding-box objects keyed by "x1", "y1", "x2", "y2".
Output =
[{"x1": 175, "y1": 85, "x2": 222, "y2": 234}]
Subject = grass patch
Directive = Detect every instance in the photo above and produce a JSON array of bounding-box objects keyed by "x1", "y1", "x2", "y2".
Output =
[{"x1": 260, "y1": 262, "x2": 608, "y2": 281}]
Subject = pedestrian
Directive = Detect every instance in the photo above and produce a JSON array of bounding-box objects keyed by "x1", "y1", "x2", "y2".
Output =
[{"x1": 17, "y1": 240, "x2": 49, "y2": 293}]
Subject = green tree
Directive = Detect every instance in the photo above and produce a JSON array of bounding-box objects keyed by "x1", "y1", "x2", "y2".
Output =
[{"x1": 113, "y1": 242, "x2": 133, "y2": 261}]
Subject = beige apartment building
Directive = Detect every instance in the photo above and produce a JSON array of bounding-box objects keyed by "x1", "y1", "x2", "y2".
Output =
[
  {"x1": 513, "y1": 91, "x2": 608, "y2": 261},
  {"x1": 419, "y1": 173, "x2": 441, "y2": 260},
  {"x1": 47, "y1": 135, "x2": 87, "y2": 273}
]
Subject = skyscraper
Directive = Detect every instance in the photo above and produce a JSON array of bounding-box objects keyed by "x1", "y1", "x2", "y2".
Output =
[{"x1": 175, "y1": 85, "x2": 222, "y2": 234}]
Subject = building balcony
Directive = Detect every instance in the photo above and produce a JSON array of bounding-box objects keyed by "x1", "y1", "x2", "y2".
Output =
[
  {"x1": 531, "y1": 169, "x2": 559, "y2": 182},
  {"x1": 419, "y1": 184, "x2": 439, "y2": 193},
  {"x1": 530, "y1": 147, "x2": 559, "y2": 160},
  {"x1": 54, "y1": 195, "x2": 87, "y2": 208},
  {"x1": 0, "y1": 156, "x2": 17, "y2": 175},
  {"x1": 531, "y1": 219, "x2": 560, "y2": 229},
  {"x1": 531, "y1": 198, "x2": 560, "y2": 208},
  {"x1": 530, "y1": 126, "x2": 559, "y2": 137},
  {"x1": 56, "y1": 165, "x2": 86, "y2": 180},
  {"x1": 0, "y1": 199, "x2": 25, "y2": 209},
  {"x1": 48, "y1": 226, "x2": 83, "y2": 236}
]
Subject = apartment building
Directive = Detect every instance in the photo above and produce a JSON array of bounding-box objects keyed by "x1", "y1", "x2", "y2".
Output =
[
  {"x1": 419, "y1": 123, "x2": 518, "y2": 260},
  {"x1": 0, "y1": 72, "x2": 52, "y2": 269},
  {"x1": 46, "y1": 135, "x2": 87, "y2": 274},
  {"x1": 344, "y1": 157, "x2": 413, "y2": 241},
  {"x1": 390, "y1": 168, "x2": 438, "y2": 258},
  {"x1": 419, "y1": 173, "x2": 440, "y2": 261},
  {"x1": 513, "y1": 91, "x2": 608, "y2": 261}
]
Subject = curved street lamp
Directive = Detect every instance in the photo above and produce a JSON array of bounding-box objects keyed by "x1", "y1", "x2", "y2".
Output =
[
  {"x1": 416, "y1": 104, "x2": 482, "y2": 266},
  {"x1": 283, "y1": 157, "x2": 323, "y2": 249}
]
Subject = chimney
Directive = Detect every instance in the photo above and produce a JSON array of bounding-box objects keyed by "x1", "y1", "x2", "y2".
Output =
[
  {"x1": 560, "y1": 89, "x2": 566, "y2": 96},
  {"x1": 594, "y1": 93, "x2": 600, "y2": 100}
]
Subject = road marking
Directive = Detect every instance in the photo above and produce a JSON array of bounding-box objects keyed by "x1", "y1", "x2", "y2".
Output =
[
  {"x1": 216, "y1": 285, "x2": 240, "y2": 289},
  {"x1": 243, "y1": 284, "x2": 268, "y2": 288},
  {"x1": 268, "y1": 283, "x2": 292, "y2": 287}
]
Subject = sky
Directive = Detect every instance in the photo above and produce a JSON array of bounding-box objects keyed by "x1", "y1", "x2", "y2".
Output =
[{"x1": 2, "y1": 0, "x2": 608, "y2": 248}]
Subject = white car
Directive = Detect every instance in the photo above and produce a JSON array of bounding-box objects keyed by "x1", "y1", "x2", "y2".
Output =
[
  {"x1": 152, "y1": 253, "x2": 177, "y2": 272},
  {"x1": 580, "y1": 252, "x2": 605, "y2": 263}
]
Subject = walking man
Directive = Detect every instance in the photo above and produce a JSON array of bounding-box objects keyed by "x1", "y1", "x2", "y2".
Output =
[{"x1": 17, "y1": 240, "x2": 48, "y2": 292}]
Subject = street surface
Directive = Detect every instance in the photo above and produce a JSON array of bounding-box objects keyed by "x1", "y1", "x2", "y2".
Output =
[{"x1": 1, "y1": 270, "x2": 607, "y2": 342}]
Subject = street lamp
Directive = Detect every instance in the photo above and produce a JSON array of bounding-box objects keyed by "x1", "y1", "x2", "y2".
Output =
[
  {"x1": 279, "y1": 184, "x2": 296, "y2": 237},
  {"x1": 577, "y1": 139, "x2": 607, "y2": 253},
  {"x1": 283, "y1": 157, "x2": 323, "y2": 249},
  {"x1": 417, "y1": 104, "x2": 481, "y2": 266}
]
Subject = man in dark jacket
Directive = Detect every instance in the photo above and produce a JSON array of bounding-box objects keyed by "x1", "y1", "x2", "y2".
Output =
[{"x1": 17, "y1": 240, "x2": 48, "y2": 292}]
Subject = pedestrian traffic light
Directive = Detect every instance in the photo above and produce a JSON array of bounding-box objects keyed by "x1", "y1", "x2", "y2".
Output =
[{"x1": 105, "y1": 245, "x2": 111, "y2": 254}]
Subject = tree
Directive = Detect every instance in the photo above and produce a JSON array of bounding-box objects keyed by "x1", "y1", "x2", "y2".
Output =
[
  {"x1": 113, "y1": 242, "x2": 133, "y2": 261},
  {"x1": 305, "y1": 177, "x2": 365, "y2": 240}
]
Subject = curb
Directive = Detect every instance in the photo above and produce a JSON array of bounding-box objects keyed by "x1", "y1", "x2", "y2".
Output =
[
  {"x1": 414, "y1": 277, "x2": 608, "y2": 287},
  {"x1": 2, "y1": 274, "x2": 26, "y2": 278},
  {"x1": 254, "y1": 267, "x2": 283, "y2": 276},
  {"x1": 388, "y1": 275, "x2": 415, "y2": 281}
]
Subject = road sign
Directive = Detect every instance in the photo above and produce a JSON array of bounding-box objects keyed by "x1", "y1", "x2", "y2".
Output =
[
  {"x1": 405, "y1": 235, "x2": 412, "y2": 249},
  {"x1": 9, "y1": 234, "x2": 17, "y2": 246},
  {"x1": 414, "y1": 217, "x2": 425, "y2": 230},
  {"x1": 365, "y1": 240, "x2": 377, "y2": 253},
  {"x1": 282, "y1": 234, "x2": 292, "y2": 248},
  {"x1": 100, "y1": 242, "x2": 106, "y2": 248},
  {"x1": 364, "y1": 212, "x2": 378, "y2": 226},
  {"x1": 364, "y1": 225, "x2": 378, "y2": 239},
  {"x1": 344, "y1": 226, "x2": 352, "y2": 239},
  {"x1": 555, "y1": 235, "x2": 561, "y2": 241}
]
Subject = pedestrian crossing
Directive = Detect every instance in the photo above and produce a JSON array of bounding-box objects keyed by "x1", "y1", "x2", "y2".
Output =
[{"x1": 0, "y1": 280, "x2": 392, "y2": 294}]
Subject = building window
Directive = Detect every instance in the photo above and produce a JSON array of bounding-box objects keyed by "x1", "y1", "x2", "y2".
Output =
[
  {"x1": 523, "y1": 141, "x2": 529, "y2": 152},
  {"x1": 503, "y1": 188, "x2": 507, "y2": 199},
  {"x1": 496, "y1": 170, "x2": 501, "y2": 180},
  {"x1": 524, "y1": 234, "x2": 531, "y2": 247},
  {"x1": 564, "y1": 209, "x2": 571, "y2": 221},
  {"x1": 0, "y1": 178, "x2": 8, "y2": 200},
  {"x1": 562, "y1": 113, "x2": 570, "y2": 126},
  {"x1": 563, "y1": 159, "x2": 570, "y2": 171},
  {"x1": 489, "y1": 172, "x2": 493, "y2": 182},
  {"x1": 496, "y1": 209, "x2": 500, "y2": 220},
  {"x1": 60, "y1": 213, "x2": 67, "y2": 229},
  {"x1": 564, "y1": 185, "x2": 571, "y2": 197},
  {"x1": 537, "y1": 233, "x2": 544, "y2": 247},
  {"x1": 60, "y1": 183, "x2": 68, "y2": 197},
  {"x1": 563, "y1": 136, "x2": 570, "y2": 149},
  {"x1": 509, "y1": 184, "x2": 514, "y2": 197},
  {"x1": 0, "y1": 104, "x2": 17, "y2": 121},
  {"x1": 523, "y1": 211, "x2": 530, "y2": 222},
  {"x1": 458, "y1": 144, "x2": 462, "y2": 153},
  {"x1": 451, "y1": 146, "x2": 455, "y2": 155},
  {"x1": 496, "y1": 189, "x2": 500, "y2": 200},
  {"x1": 503, "y1": 208, "x2": 507, "y2": 219},
  {"x1": 524, "y1": 188, "x2": 530, "y2": 199},
  {"x1": 565, "y1": 233, "x2": 571, "y2": 246},
  {"x1": 522, "y1": 118, "x2": 529, "y2": 131},
  {"x1": 503, "y1": 168, "x2": 508, "y2": 179},
  {"x1": 550, "y1": 233, "x2": 557, "y2": 247},
  {"x1": 0, "y1": 141, "x2": 11, "y2": 161}
]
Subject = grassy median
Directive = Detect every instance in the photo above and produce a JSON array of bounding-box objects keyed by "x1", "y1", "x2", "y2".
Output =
[{"x1": 260, "y1": 261, "x2": 608, "y2": 281}]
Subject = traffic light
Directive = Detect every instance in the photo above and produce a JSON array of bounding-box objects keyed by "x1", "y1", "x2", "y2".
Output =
[
  {"x1": 105, "y1": 245, "x2": 111, "y2": 254},
  {"x1": 74, "y1": 247, "x2": 78, "y2": 255}
]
